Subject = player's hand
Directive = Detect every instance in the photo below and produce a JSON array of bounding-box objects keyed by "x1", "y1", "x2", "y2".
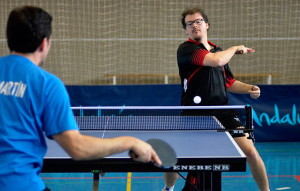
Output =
[
  {"x1": 248, "y1": 85, "x2": 260, "y2": 99},
  {"x1": 235, "y1": 45, "x2": 255, "y2": 55},
  {"x1": 129, "y1": 139, "x2": 162, "y2": 166}
]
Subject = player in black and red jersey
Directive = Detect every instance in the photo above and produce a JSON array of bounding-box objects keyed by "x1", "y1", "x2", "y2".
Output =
[{"x1": 162, "y1": 7, "x2": 269, "y2": 191}]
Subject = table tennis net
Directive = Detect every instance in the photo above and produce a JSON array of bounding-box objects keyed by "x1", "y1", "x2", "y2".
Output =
[{"x1": 72, "y1": 106, "x2": 252, "y2": 131}]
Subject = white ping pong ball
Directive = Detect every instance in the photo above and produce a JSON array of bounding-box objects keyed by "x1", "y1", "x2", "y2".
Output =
[{"x1": 193, "y1": 96, "x2": 201, "y2": 104}]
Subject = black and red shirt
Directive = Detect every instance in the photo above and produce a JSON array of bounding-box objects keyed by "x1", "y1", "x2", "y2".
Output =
[{"x1": 177, "y1": 38, "x2": 236, "y2": 106}]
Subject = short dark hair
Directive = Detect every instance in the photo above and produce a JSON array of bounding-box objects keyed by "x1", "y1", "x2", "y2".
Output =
[
  {"x1": 6, "y1": 6, "x2": 52, "y2": 53},
  {"x1": 181, "y1": 7, "x2": 209, "y2": 29}
]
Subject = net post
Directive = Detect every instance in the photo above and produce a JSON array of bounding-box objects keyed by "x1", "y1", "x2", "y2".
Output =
[{"x1": 245, "y1": 105, "x2": 253, "y2": 130}]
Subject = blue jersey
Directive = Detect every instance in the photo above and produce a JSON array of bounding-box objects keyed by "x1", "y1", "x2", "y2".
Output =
[{"x1": 0, "y1": 55, "x2": 78, "y2": 191}]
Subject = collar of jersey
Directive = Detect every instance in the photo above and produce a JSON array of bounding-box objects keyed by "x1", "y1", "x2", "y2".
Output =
[{"x1": 188, "y1": 38, "x2": 216, "y2": 47}]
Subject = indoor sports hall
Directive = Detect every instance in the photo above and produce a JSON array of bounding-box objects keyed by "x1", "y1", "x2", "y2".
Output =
[{"x1": 0, "y1": 0, "x2": 299, "y2": 190}]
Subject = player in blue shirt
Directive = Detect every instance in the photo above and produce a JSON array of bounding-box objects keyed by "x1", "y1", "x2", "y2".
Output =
[{"x1": 0, "y1": 6, "x2": 161, "y2": 191}]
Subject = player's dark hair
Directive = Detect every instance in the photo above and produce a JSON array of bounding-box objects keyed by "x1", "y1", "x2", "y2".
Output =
[
  {"x1": 181, "y1": 7, "x2": 210, "y2": 29},
  {"x1": 6, "y1": 6, "x2": 52, "y2": 53}
]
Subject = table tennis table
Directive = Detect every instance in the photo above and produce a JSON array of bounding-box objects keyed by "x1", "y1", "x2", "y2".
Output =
[{"x1": 43, "y1": 106, "x2": 251, "y2": 191}]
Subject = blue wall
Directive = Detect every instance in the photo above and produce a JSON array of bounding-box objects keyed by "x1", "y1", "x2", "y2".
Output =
[{"x1": 66, "y1": 85, "x2": 300, "y2": 142}]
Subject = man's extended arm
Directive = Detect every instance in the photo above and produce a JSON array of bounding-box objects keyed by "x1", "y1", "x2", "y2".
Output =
[
  {"x1": 203, "y1": 45, "x2": 255, "y2": 67},
  {"x1": 53, "y1": 130, "x2": 162, "y2": 164}
]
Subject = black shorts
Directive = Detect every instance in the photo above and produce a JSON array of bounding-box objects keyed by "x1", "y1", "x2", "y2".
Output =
[
  {"x1": 181, "y1": 109, "x2": 245, "y2": 137},
  {"x1": 214, "y1": 113, "x2": 245, "y2": 138}
]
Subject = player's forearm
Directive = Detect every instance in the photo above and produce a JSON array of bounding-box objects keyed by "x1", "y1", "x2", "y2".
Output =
[
  {"x1": 71, "y1": 135, "x2": 138, "y2": 160},
  {"x1": 227, "y1": 80, "x2": 253, "y2": 94},
  {"x1": 53, "y1": 130, "x2": 138, "y2": 160},
  {"x1": 227, "y1": 80, "x2": 260, "y2": 99},
  {"x1": 203, "y1": 46, "x2": 237, "y2": 67}
]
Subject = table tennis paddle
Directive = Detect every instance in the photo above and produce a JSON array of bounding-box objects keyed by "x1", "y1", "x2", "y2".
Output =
[
  {"x1": 146, "y1": 139, "x2": 177, "y2": 168},
  {"x1": 129, "y1": 138, "x2": 177, "y2": 168}
]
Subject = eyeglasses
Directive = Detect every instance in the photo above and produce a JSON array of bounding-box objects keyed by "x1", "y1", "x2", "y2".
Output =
[{"x1": 185, "y1": 19, "x2": 205, "y2": 28}]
